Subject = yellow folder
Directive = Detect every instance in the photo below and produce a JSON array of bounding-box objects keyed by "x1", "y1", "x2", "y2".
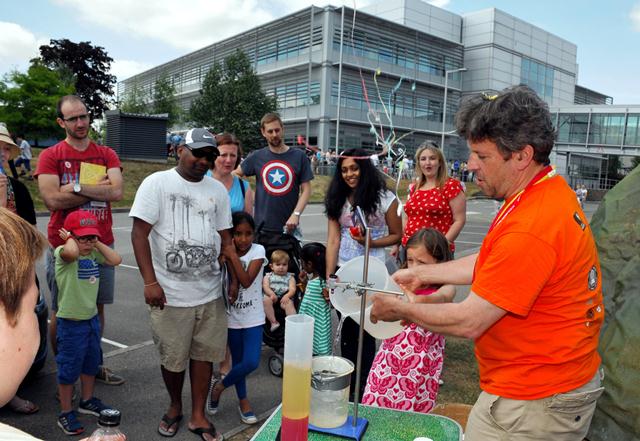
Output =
[{"x1": 79, "y1": 162, "x2": 107, "y2": 185}]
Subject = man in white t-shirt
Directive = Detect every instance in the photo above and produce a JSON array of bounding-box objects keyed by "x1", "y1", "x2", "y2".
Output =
[{"x1": 130, "y1": 128, "x2": 232, "y2": 440}]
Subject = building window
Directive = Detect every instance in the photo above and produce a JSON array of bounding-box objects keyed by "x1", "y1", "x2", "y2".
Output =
[
  {"x1": 589, "y1": 114, "x2": 625, "y2": 145},
  {"x1": 521, "y1": 57, "x2": 554, "y2": 100},
  {"x1": 557, "y1": 114, "x2": 589, "y2": 144},
  {"x1": 266, "y1": 81, "x2": 320, "y2": 109},
  {"x1": 625, "y1": 114, "x2": 640, "y2": 146}
]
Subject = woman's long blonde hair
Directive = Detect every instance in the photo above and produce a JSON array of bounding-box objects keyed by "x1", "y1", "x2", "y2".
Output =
[{"x1": 413, "y1": 141, "x2": 449, "y2": 189}]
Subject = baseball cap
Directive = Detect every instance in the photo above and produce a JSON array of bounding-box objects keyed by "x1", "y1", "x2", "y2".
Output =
[
  {"x1": 63, "y1": 210, "x2": 101, "y2": 239},
  {"x1": 0, "y1": 125, "x2": 20, "y2": 160},
  {"x1": 183, "y1": 128, "x2": 219, "y2": 152}
]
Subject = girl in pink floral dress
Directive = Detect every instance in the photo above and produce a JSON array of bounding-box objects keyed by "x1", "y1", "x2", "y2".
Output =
[{"x1": 363, "y1": 228, "x2": 455, "y2": 413}]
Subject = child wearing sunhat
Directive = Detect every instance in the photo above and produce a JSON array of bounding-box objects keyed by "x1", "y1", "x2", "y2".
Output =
[{"x1": 54, "y1": 209, "x2": 122, "y2": 436}]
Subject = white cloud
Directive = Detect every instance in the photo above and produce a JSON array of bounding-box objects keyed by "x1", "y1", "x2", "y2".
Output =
[
  {"x1": 631, "y1": 3, "x2": 640, "y2": 31},
  {"x1": 0, "y1": 22, "x2": 49, "y2": 75},
  {"x1": 51, "y1": 0, "x2": 380, "y2": 51},
  {"x1": 427, "y1": 0, "x2": 450, "y2": 8},
  {"x1": 110, "y1": 59, "x2": 155, "y2": 83}
]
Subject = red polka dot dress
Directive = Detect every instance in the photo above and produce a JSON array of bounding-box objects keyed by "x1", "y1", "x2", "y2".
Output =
[{"x1": 403, "y1": 178, "x2": 463, "y2": 249}]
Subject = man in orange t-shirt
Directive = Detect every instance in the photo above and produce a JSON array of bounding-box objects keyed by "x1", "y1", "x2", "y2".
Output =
[{"x1": 371, "y1": 85, "x2": 604, "y2": 441}]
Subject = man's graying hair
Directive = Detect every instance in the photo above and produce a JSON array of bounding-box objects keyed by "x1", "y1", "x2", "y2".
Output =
[{"x1": 455, "y1": 85, "x2": 555, "y2": 165}]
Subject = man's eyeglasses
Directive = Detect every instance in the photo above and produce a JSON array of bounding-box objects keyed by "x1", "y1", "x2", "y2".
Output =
[
  {"x1": 186, "y1": 146, "x2": 218, "y2": 162},
  {"x1": 62, "y1": 114, "x2": 90, "y2": 124},
  {"x1": 75, "y1": 235, "x2": 98, "y2": 243}
]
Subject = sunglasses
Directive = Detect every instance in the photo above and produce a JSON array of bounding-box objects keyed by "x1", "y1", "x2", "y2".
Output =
[
  {"x1": 186, "y1": 146, "x2": 218, "y2": 162},
  {"x1": 75, "y1": 235, "x2": 98, "y2": 243}
]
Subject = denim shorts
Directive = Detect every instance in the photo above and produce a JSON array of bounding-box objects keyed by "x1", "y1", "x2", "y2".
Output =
[
  {"x1": 56, "y1": 315, "x2": 102, "y2": 385},
  {"x1": 47, "y1": 245, "x2": 116, "y2": 311}
]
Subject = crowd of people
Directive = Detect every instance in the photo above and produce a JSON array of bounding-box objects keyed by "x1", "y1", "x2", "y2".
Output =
[{"x1": 0, "y1": 85, "x2": 605, "y2": 441}]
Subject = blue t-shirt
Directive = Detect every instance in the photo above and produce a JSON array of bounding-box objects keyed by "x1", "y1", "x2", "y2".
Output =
[
  {"x1": 204, "y1": 172, "x2": 250, "y2": 213},
  {"x1": 241, "y1": 147, "x2": 313, "y2": 232}
]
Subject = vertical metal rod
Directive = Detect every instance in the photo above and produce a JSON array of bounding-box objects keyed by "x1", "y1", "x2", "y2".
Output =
[
  {"x1": 352, "y1": 226, "x2": 370, "y2": 426},
  {"x1": 441, "y1": 72, "x2": 449, "y2": 150},
  {"x1": 335, "y1": 6, "x2": 345, "y2": 156}
]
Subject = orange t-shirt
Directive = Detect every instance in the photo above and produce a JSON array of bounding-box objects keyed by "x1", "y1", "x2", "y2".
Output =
[{"x1": 471, "y1": 175, "x2": 603, "y2": 400}]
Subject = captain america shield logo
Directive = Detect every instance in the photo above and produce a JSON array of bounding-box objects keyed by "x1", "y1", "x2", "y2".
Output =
[{"x1": 261, "y1": 160, "x2": 296, "y2": 196}]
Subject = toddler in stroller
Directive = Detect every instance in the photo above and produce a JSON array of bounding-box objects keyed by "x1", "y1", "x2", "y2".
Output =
[{"x1": 257, "y1": 231, "x2": 302, "y2": 376}]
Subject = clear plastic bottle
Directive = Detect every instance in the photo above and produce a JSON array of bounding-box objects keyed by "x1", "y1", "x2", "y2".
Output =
[{"x1": 87, "y1": 409, "x2": 126, "y2": 441}]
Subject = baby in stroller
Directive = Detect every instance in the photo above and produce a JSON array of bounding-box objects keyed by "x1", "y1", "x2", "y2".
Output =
[
  {"x1": 262, "y1": 250, "x2": 297, "y2": 332},
  {"x1": 257, "y1": 232, "x2": 303, "y2": 376}
]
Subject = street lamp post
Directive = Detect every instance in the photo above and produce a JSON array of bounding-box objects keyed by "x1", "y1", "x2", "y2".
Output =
[{"x1": 441, "y1": 67, "x2": 467, "y2": 150}]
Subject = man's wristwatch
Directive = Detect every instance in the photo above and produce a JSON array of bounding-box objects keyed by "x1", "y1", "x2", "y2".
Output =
[
  {"x1": 293, "y1": 211, "x2": 302, "y2": 216},
  {"x1": 73, "y1": 182, "x2": 82, "y2": 193}
]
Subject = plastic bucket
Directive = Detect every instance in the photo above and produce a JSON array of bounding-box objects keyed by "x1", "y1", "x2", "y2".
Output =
[
  {"x1": 330, "y1": 256, "x2": 388, "y2": 319},
  {"x1": 309, "y1": 356, "x2": 354, "y2": 428}
]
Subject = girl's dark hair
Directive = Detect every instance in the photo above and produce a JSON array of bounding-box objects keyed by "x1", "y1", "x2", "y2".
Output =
[
  {"x1": 324, "y1": 148, "x2": 388, "y2": 220},
  {"x1": 404, "y1": 228, "x2": 452, "y2": 267},
  {"x1": 301, "y1": 242, "x2": 326, "y2": 280},
  {"x1": 231, "y1": 211, "x2": 255, "y2": 231}
]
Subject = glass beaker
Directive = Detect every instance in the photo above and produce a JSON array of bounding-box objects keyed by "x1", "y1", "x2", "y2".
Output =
[{"x1": 281, "y1": 314, "x2": 314, "y2": 441}]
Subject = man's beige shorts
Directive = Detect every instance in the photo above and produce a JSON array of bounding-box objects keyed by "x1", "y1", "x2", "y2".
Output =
[
  {"x1": 465, "y1": 369, "x2": 604, "y2": 441},
  {"x1": 149, "y1": 298, "x2": 227, "y2": 372}
]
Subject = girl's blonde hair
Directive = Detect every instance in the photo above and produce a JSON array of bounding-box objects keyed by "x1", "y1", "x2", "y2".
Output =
[{"x1": 413, "y1": 141, "x2": 449, "y2": 189}]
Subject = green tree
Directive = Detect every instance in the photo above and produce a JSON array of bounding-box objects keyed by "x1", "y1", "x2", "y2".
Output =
[
  {"x1": 0, "y1": 61, "x2": 75, "y2": 141},
  {"x1": 152, "y1": 73, "x2": 181, "y2": 127},
  {"x1": 39, "y1": 39, "x2": 116, "y2": 119},
  {"x1": 190, "y1": 50, "x2": 276, "y2": 150},
  {"x1": 119, "y1": 81, "x2": 148, "y2": 114}
]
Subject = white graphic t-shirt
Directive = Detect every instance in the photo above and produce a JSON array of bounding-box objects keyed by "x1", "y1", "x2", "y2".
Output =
[
  {"x1": 130, "y1": 169, "x2": 232, "y2": 306},
  {"x1": 228, "y1": 243, "x2": 267, "y2": 329}
]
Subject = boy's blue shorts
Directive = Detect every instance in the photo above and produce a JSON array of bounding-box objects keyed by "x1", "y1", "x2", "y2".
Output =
[{"x1": 56, "y1": 315, "x2": 102, "y2": 385}]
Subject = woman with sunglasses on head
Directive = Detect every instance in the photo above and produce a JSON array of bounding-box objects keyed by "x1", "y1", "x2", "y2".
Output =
[
  {"x1": 207, "y1": 133, "x2": 254, "y2": 215},
  {"x1": 324, "y1": 148, "x2": 402, "y2": 401},
  {"x1": 393, "y1": 141, "x2": 466, "y2": 264}
]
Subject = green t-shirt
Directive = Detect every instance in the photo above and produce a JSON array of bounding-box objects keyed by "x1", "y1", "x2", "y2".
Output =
[{"x1": 54, "y1": 246, "x2": 105, "y2": 320}]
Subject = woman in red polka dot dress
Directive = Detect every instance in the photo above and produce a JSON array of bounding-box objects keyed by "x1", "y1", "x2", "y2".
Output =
[{"x1": 398, "y1": 142, "x2": 466, "y2": 258}]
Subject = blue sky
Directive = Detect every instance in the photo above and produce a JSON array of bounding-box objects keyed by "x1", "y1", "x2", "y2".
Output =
[{"x1": 1, "y1": 0, "x2": 639, "y2": 104}]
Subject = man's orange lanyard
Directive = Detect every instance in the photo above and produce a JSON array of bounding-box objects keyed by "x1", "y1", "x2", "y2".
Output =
[{"x1": 487, "y1": 165, "x2": 556, "y2": 235}]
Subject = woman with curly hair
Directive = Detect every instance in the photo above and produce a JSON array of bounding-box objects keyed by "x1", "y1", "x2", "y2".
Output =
[{"x1": 324, "y1": 148, "x2": 402, "y2": 400}]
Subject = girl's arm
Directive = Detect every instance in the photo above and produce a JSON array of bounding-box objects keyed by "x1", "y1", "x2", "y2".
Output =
[
  {"x1": 58, "y1": 228, "x2": 79, "y2": 262},
  {"x1": 224, "y1": 246, "x2": 262, "y2": 289},
  {"x1": 94, "y1": 241, "x2": 122, "y2": 266},
  {"x1": 446, "y1": 192, "x2": 467, "y2": 244},
  {"x1": 325, "y1": 218, "x2": 341, "y2": 279},
  {"x1": 367, "y1": 199, "x2": 402, "y2": 248},
  {"x1": 263, "y1": 274, "x2": 278, "y2": 301},
  {"x1": 412, "y1": 285, "x2": 456, "y2": 304}
]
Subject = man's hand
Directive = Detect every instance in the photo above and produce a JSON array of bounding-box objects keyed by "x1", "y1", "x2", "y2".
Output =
[
  {"x1": 370, "y1": 294, "x2": 406, "y2": 324},
  {"x1": 144, "y1": 283, "x2": 167, "y2": 309},
  {"x1": 60, "y1": 181, "x2": 76, "y2": 193},
  {"x1": 285, "y1": 213, "x2": 299, "y2": 233},
  {"x1": 391, "y1": 267, "x2": 425, "y2": 293}
]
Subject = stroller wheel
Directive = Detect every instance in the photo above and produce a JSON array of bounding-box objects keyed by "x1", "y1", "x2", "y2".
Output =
[{"x1": 268, "y1": 354, "x2": 284, "y2": 377}]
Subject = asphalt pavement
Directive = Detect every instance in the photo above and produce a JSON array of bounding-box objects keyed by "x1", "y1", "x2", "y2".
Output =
[{"x1": 1, "y1": 200, "x2": 600, "y2": 440}]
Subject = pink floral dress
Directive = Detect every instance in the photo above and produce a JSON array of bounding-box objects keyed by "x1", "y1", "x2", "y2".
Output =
[{"x1": 362, "y1": 287, "x2": 444, "y2": 414}]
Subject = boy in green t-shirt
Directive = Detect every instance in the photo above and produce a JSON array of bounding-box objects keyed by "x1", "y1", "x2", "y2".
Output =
[{"x1": 54, "y1": 210, "x2": 122, "y2": 436}]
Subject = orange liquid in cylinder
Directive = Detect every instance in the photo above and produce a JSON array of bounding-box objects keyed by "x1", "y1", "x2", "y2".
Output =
[{"x1": 282, "y1": 363, "x2": 311, "y2": 441}]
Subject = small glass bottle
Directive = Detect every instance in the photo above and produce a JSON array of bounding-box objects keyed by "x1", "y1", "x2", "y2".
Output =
[{"x1": 87, "y1": 409, "x2": 126, "y2": 441}]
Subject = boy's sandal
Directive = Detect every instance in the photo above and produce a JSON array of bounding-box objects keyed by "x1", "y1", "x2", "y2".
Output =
[
  {"x1": 189, "y1": 424, "x2": 223, "y2": 441},
  {"x1": 158, "y1": 413, "x2": 183, "y2": 437}
]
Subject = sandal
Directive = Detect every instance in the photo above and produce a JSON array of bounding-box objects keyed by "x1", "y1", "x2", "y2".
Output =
[
  {"x1": 189, "y1": 424, "x2": 223, "y2": 441},
  {"x1": 8, "y1": 396, "x2": 39, "y2": 414},
  {"x1": 158, "y1": 413, "x2": 183, "y2": 437}
]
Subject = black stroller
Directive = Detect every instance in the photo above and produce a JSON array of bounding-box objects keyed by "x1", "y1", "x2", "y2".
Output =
[{"x1": 256, "y1": 229, "x2": 303, "y2": 377}]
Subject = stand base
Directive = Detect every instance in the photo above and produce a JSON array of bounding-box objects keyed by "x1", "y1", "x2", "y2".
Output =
[{"x1": 309, "y1": 416, "x2": 369, "y2": 440}]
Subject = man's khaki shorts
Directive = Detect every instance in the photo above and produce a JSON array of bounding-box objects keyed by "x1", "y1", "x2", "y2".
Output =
[
  {"x1": 465, "y1": 369, "x2": 604, "y2": 441},
  {"x1": 149, "y1": 298, "x2": 227, "y2": 372}
]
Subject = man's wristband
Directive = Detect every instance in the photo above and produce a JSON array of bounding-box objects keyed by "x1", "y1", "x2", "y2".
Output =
[{"x1": 144, "y1": 281, "x2": 159, "y2": 287}]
